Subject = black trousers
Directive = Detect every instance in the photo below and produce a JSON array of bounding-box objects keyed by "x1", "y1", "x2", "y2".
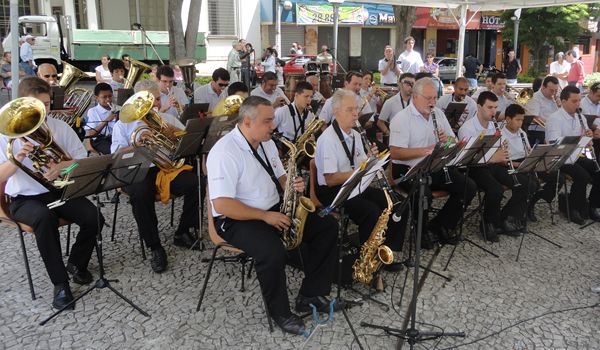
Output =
[
  {"x1": 122, "y1": 167, "x2": 200, "y2": 249},
  {"x1": 392, "y1": 164, "x2": 477, "y2": 231},
  {"x1": 559, "y1": 158, "x2": 600, "y2": 213},
  {"x1": 468, "y1": 165, "x2": 535, "y2": 223},
  {"x1": 9, "y1": 192, "x2": 104, "y2": 286},
  {"x1": 315, "y1": 185, "x2": 405, "y2": 251},
  {"x1": 216, "y1": 211, "x2": 338, "y2": 317},
  {"x1": 91, "y1": 135, "x2": 112, "y2": 155}
]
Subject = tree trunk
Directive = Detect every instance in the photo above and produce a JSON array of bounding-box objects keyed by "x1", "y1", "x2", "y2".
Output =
[
  {"x1": 393, "y1": 6, "x2": 417, "y2": 53},
  {"x1": 167, "y1": 0, "x2": 185, "y2": 62},
  {"x1": 184, "y1": 0, "x2": 202, "y2": 59}
]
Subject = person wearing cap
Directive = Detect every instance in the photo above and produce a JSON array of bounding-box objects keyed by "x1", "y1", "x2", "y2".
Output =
[{"x1": 20, "y1": 35, "x2": 36, "y2": 76}]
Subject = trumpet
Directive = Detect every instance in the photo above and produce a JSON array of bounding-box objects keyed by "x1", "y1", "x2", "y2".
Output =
[{"x1": 168, "y1": 87, "x2": 184, "y2": 116}]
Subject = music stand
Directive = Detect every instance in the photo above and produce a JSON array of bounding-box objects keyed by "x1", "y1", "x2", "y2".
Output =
[
  {"x1": 358, "y1": 113, "x2": 374, "y2": 128},
  {"x1": 444, "y1": 102, "x2": 467, "y2": 130},
  {"x1": 583, "y1": 114, "x2": 598, "y2": 130},
  {"x1": 40, "y1": 149, "x2": 153, "y2": 325},
  {"x1": 180, "y1": 103, "x2": 210, "y2": 125},
  {"x1": 117, "y1": 88, "x2": 135, "y2": 106},
  {"x1": 51, "y1": 86, "x2": 65, "y2": 110},
  {"x1": 364, "y1": 145, "x2": 465, "y2": 349},
  {"x1": 171, "y1": 117, "x2": 214, "y2": 249},
  {"x1": 511, "y1": 140, "x2": 578, "y2": 262},
  {"x1": 202, "y1": 114, "x2": 241, "y2": 153},
  {"x1": 317, "y1": 155, "x2": 384, "y2": 350}
]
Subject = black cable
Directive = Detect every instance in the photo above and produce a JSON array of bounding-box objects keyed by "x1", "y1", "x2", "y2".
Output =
[{"x1": 436, "y1": 302, "x2": 600, "y2": 349}]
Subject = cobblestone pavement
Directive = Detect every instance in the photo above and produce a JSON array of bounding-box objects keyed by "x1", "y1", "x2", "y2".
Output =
[{"x1": 1, "y1": 195, "x2": 599, "y2": 350}]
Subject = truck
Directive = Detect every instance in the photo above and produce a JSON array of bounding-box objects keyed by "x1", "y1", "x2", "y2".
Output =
[{"x1": 2, "y1": 15, "x2": 207, "y2": 72}]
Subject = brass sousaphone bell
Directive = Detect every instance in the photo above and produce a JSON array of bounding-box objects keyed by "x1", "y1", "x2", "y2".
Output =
[
  {"x1": 176, "y1": 58, "x2": 197, "y2": 95},
  {"x1": 124, "y1": 58, "x2": 152, "y2": 89}
]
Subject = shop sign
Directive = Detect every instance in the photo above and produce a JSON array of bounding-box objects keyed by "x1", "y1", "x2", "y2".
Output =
[{"x1": 296, "y1": 4, "x2": 364, "y2": 25}]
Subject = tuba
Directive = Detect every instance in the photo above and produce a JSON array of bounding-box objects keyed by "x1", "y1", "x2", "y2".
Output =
[
  {"x1": 352, "y1": 188, "x2": 394, "y2": 285},
  {"x1": 49, "y1": 62, "x2": 93, "y2": 128},
  {"x1": 273, "y1": 134, "x2": 316, "y2": 250},
  {"x1": 0, "y1": 97, "x2": 72, "y2": 191},
  {"x1": 211, "y1": 95, "x2": 245, "y2": 117},
  {"x1": 124, "y1": 58, "x2": 152, "y2": 89},
  {"x1": 58, "y1": 62, "x2": 88, "y2": 93},
  {"x1": 176, "y1": 58, "x2": 197, "y2": 95},
  {"x1": 119, "y1": 91, "x2": 185, "y2": 171}
]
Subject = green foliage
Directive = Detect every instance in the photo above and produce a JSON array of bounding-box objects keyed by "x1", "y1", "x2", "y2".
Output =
[
  {"x1": 516, "y1": 73, "x2": 537, "y2": 83},
  {"x1": 584, "y1": 72, "x2": 600, "y2": 87},
  {"x1": 373, "y1": 72, "x2": 381, "y2": 85},
  {"x1": 196, "y1": 76, "x2": 212, "y2": 85}
]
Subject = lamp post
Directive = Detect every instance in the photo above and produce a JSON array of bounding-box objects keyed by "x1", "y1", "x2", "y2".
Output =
[
  {"x1": 510, "y1": 8, "x2": 522, "y2": 56},
  {"x1": 328, "y1": 0, "x2": 344, "y2": 75}
]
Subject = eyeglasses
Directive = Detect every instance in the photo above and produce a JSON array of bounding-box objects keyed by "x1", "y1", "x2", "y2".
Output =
[
  {"x1": 401, "y1": 81, "x2": 414, "y2": 87},
  {"x1": 43, "y1": 74, "x2": 58, "y2": 78},
  {"x1": 218, "y1": 83, "x2": 229, "y2": 87},
  {"x1": 417, "y1": 93, "x2": 437, "y2": 102}
]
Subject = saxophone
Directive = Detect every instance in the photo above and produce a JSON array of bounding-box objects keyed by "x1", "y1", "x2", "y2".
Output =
[
  {"x1": 352, "y1": 188, "x2": 394, "y2": 285},
  {"x1": 273, "y1": 134, "x2": 317, "y2": 250},
  {"x1": 294, "y1": 117, "x2": 325, "y2": 162}
]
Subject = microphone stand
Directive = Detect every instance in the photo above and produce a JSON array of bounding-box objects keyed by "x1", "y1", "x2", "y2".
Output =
[{"x1": 133, "y1": 22, "x2": 164, "y2": 65}]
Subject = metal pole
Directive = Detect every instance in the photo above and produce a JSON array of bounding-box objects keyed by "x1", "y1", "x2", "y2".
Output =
[
  {"x1": 514, "y1": 19, "x2": 520, "y2": 56},
  {"x1": 275, "y1": 0, "x2": 281, "y2": 53},
  {"x1": 136, "y1": 0, "x2": 141, "y2": 24},
  {"x1": 10, "y1": 0, "x2": 19, "y2": 100},
  {"x1": 332, "y1": 3, "x2": 339, "y2": 75},
  {"x1": 455, "y1": 4, "x2": 467, "y2": 80}
]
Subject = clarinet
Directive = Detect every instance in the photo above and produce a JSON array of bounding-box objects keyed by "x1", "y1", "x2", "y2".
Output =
[
  {"x1": 430, "y1": 106, "x2": 453, "y2": 184},
  {"x1": 576, "y1": 108, "x2": 600, "y2": 172},
  {"x1": 493, "y1": 117, "x2": 521, "y2": 186}
]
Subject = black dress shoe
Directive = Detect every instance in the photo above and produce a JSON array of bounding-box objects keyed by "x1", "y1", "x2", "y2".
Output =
[
  {"x1": 558, "y1": 193, "x2": 568, "y2": 215},
  {"x1": 499, "y1": 217, "x2": 521, "y2": 237},
  {"x1": 150, "y1": 246, "x2": 168, "y2": 273},
  {"x1": 479, "y1": 222, "x2": 499, "y2": 242},
  {"x1": 295, "y1": 295, "x2": 346, "y2": 313},
  {"x1": 569, "y1": 210, "x2": 585, "y2": 225},
  {"x1": 527, "y1": 197, "x2": 539, "y2": 222},
  {"x1": 383, "y1": 261, "x2": 404, "y2": 272},
  {"x1": 52, "y1": 283, "x2": 75, "y2": 310},
  {"x1": 272, "y1": 314, "x2": 305, "y2": 335},
  {"x1": 435, "y1": 226, "x2": 460, "y2": 245},
  {"x1": 174, "y1": 230, "x2": 200, "y2": 250},
  {"x1": 66, "y1": 263, "x2": 93, "y2": 285},
  {"x1": 421, "y1": 228, "x2": 438, "y2": 250},
  {"x1": 589, "y1": 207, "x2": 600, "y2": 221}
]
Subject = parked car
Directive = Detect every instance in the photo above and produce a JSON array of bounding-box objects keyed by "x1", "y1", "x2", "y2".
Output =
[{"x1": 434, "y1": 57, "x2": 465, "y2": 83}]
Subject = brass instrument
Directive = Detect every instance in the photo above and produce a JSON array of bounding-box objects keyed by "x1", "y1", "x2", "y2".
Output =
[
  {"x1": 353, "y1": 188, "x2": 394, "y2": 284},
  {"x1": 430, "y1": 105, "x2": 452, "y2": 184},
  {"x1": 58, "y1": 62, "x2": 88, "y2": 93},
  {"x1": 177, "y1": 58, "x2": 197, "y2": 95},
  {"x1": 120, "y1": 91, "x2": 185, "y2": 171},
  {"x1": 168, "y1": 87, "x2": 184, "y2": 116},
  {"x1": 49, "y1": 62, "x2": 93, "y2": 128},
  {"x1": 212, "y1": 95, "x2": 245, "y2": 117},
  {"x1": 516, "y1": 87, "x2": 533, "y2": 106},
  {"x1": 124, "y1": 58, "x2": 152, "y2": 89},
  {"x1": 273, "y1": 134, "x2": 316, "y2": 250},
  {"x1": 292, "y1": 117, "x2": 325, "y2": 164},
  {"x1": 0, "y1": 97, "x2": 72, "y2": 191}
]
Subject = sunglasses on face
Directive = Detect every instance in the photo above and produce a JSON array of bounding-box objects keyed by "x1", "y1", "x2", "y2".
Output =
[
  {"x1": 43, "y1": 74, "x2": 58, "y2": 78},
  {"x1": 218, "y1": 83, "x2": 229, "y2": 87},
  {"x1": 402, "y1": 81, "x2": 414, "y2": 87}
]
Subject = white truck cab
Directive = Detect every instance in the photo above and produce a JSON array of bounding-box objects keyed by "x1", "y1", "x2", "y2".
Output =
[{"x1": 2, "y1": 15, "x2": 63, "y2": 67}]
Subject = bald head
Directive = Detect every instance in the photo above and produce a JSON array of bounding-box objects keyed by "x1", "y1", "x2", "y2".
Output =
[{"x1": 37, "y1": 63, "x2": 59, "y2": 85}]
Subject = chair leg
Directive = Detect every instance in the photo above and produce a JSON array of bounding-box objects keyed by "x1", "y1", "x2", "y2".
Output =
[
  {"x1": 111, "y1": 192, "x2": 120, "y2": 242},
  {"x1": 17, "y1": 228, "x2": 36, "y2": 300},
  {"x1": 65, "y1": 224, "x2": 71, "y2": 256},
  {"x1": 247, "y1": 258, "x2": 254, "y2": 279},
  {"x1": 196, "y1": 245, "x2": 222, "y2": 311},
  {"x1": 240, "y1": 257, "x2": 246, "y2": 292},
  {"x1": 170, "y1": 197, "x2": 175, "y2": 227}
]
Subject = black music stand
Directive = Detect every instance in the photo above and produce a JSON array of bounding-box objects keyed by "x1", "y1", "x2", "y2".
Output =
[
  {"x1": 172, "y1": 117, "x2": 214, "y2": 249},
  {"x1": 117, "y1": 88, "x2": 134, "y2": 106},
  {"x1": 318, "y1": 155, "x2": 384, "y2": 350},
  {"x1": 443, "y1": 135, "x2": 502, "y2": 271},
  {"x1": 180, "y1": 103, "x2": 209, "y2": 125},
  {"x1": 363, "y1": 144, "x2": 465, "y2": 349},
  {"x1": 40, "y1": 149, "x2": 153, "y2": 325},
  {"x1": 513, "y1": 137, "x2": 582, "y2": 261},
  {"x1": 444, "y1": 102, "x2": 467, "y2": 130},
  {"x1": 583, "y1": 114, "x2": 598, "y2": 130},
  {"x1": 51, "y1": 86, "x2": 65, "y2": 110},
  {"x1": 202, "y1": 115, "x2": 241, "y2": 152}
]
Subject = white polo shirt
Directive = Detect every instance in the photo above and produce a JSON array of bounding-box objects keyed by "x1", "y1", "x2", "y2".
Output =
[
  {"x1": 501, "y1": 126, "x2": 530, "y2": 160},
  {"x1": 379, "y1": 93, "x2": 410, "y2": 124},
  {"x1": 549, "y1": 60, "x2": 570, "y2": 88},
  {"x1": 0, "y1": 117, "x2": 87, "y2": 197},
  {"x1": 315, "y1": 124, "x2": 368, "y2": 186},
  {"x1": 458, "y1": 115, "x2": 496, "y2": 140},
  {"x1": 436, "y1": 93, "x2": 477, "y2": 126},
  {"x1": 398, "y1": 50, "x2": 424, "y2": 74},
  {"x1": 85, "y1": 104, "x2": 116, "y2": 137},
  {"x1": 546, "y1": 107, "x2": 589, "y2": 164},
  {"x1": 110, "y1": 111, "x2": 184, "y2": 153},
  {"x1": 160, "y1": 86, "x2": 188, "y2": 118},
  {"x1": 525, "y1": 90, "x2": 559, "y2": 132},
  {"x1": 207, "y1": 125, "x2": 285, "y2": 216},
  {"x1": 194, "y1": 83, "x2": 227, "y2": 112},
  {"x1": 359, "y1": 88, "x2": 379, "y2": 114},
  {"x1": 389, "y1": 103, "x2": 455, "y2": 167},
  {"x1": 318, "y1": 93, "x2": 373, "y2": 124},
  {"x1": 378, "y1": 58, "x2": 400, "y2": 85},
  {"x1": 274, "y1": 103, "x2": 316, "y2": 141},
  {"x1": 250, "y1": 86, "x2": 290, "y2": 105},
  {"x1": 580, "y1": 95, "x2": 600, "y2": 128},
  {"x1": 495, "y1": 93, "x2": 511, "y2": 115}
]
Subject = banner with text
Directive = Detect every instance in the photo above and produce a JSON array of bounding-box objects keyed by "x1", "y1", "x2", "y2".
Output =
[{"x1": 296, "y1": 4, "x2": 364, "y2": 25}]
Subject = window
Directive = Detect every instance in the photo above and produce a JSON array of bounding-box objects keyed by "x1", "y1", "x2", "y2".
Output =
[
  {"x1": 128, "y1": 0, "x2": 166, "y2": 31},
  {"x1": 74, "y1": 0, "x2": 88, "y2": 29},
  {"x1": 0, "y1": 0, "x2": 36, "y2": 39},
  {"x1": 19, "y1": 22, "x2": 47, "y2": 37},
  {"x1": 208, "y1": 0, "x2": 236, "y2": 36}
]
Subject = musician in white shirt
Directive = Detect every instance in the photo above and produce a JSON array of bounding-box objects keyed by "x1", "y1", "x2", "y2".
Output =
[
  {"x1": 194, "y1": 68, "x2": 229, "y2": 113},
  {"x1": 359, "y1": 71, "x2": 380, "y2": 113},
  {"x1": 490, "y1": 73, "x2": 511, "y2": 119},
  {"x1": 274, "y1": 82, "x2": 315, "y2": 141},
  {"x1": 111, "y1": 79, "x2": 199, "y2": 273},
  {"x1": 377, "y1": 73, "x2": 415, "y2": 135},
  {"x1": 156, "y1": 65, "x2": 189, "y2": 119},
  {"x1": 398, "y1": 36, "x2": 424, "y2": 74},
  {"x1": 85, "y1": 83, "x2": 118, "y2": 154},
  {"x1": 525, "y1": 76, "x2": 560, "y2": 145},
  {"x1": 207, "y1": 96, "x2": 340, "y2": 335},
  {"x1": 318, "y1": 71, "x2": 372, "y2": 124},
  {"x1": 378, "y1": 45, "x2": 401, "y2": 86},
  {"x1": 389, "y1": 78, "x2": 476, "y2": 247},
  {"x1": 436, "y1": 77, "x2": 477, "y2": 130},
  {"x1": 250, "y1": 71, "x2": 289, "y2": 108},
  {"x1": 0, "y1": 77, "x2": 102, "y2": 310},
  {"x1": 545, "y1": 85, "x2": 600, "y2": 224}
]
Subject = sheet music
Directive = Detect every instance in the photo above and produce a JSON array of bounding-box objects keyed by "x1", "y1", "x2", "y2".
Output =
[
  {"x1": 350, "y1": 153, "x2": 389, "y2": 199},
  {"x1": 565, "y1": 136, "x2": 592, "y2": 164}
]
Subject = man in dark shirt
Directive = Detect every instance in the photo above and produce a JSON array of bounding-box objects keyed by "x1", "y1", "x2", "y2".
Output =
[
  {"x1": 503, "y1": 50, "x2": 521, "y2": 85},
  {"x1": 0, "y1": 52, "x2": 25, "y2": 88},
  {"x1": 463, "y1": 54, "x2": 483, "y2": 89}
]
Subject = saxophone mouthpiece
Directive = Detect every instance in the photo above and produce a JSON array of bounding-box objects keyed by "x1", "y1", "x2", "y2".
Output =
[{"x1": 392, "y1": 213, "x2": 402, "y2": 222}]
